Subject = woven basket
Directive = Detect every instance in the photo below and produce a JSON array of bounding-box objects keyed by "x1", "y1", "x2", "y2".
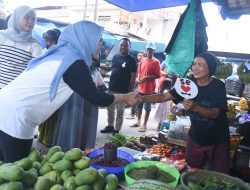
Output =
[{"x1": 225, "y1": 79, "x2": 245, "y2": 97}]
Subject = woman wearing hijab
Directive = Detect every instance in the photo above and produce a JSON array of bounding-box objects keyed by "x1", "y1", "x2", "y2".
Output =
[
  {"x1": 0, "y1": 20, "x2": 137, "y2": 162},
  {"x1": 0, "y1": 5, "x2": 42, "y2": 89},
  {"x1": 53, "y1": 40, "x2": 104, "y2": 151},
  {"x1": 140, "y1": 52, "x2": 230, "y2": 174}
]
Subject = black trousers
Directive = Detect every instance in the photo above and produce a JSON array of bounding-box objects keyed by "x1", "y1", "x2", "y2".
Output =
[{"x1": 0, "y1": 130, "x2": 33, "y2": 162}]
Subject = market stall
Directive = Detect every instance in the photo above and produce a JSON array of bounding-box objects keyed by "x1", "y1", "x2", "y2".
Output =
[
  {"x1": 0, "y1": 133, "x2": 249, "y2": 189},
  {"x1": 1, "y1": 72, "x2": 250, "y2": 189},
  {"x1": 0, "y1": 1, "x2": 248, "y2": 189}
]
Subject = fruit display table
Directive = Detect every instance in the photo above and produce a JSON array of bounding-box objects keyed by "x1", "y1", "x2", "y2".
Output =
[{"x1": 2, "y1": 132, "x2": 249, "y2": 189}]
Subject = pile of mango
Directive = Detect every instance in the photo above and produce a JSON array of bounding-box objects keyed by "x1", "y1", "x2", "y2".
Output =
[{"x1": 0, "y1": 146, "x2": 118, "y2": 190}]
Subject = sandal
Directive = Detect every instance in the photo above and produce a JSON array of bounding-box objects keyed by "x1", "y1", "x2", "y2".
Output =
[
  {"x1": 130, "y1": 123, "x2": 140, "y2": 128},
  {"x1": 138, "y1": 126, "x2": 146, "y2": 132}
]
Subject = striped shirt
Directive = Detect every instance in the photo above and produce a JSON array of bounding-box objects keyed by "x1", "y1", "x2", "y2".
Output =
[{"x1": 0, "y1": 34, "x2": 42, "y2": 89}]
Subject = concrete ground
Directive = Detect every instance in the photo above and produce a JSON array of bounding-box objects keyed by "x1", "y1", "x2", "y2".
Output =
[{"x1": 95, "y1": 104, "x2": 160, "y2": 148}]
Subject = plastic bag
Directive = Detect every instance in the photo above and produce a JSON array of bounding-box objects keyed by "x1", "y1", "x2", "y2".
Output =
[
  {"x1": 170, "y1": 103, "x2": 189, "y2": 116},
  {"x1": 168, "y1": 116, "x2": 190, "y2": 140}
]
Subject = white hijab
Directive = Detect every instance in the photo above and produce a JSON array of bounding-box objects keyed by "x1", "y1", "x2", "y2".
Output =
[{"x1": 0, "y1": 5, "x2": 37, "y2": 42}]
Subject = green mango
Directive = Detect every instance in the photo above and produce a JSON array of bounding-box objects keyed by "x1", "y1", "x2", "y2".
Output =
[
  {"x1": 74, "y1": 157, "x2": 90, "y2": 170},
  {"x1": 44, "y1": 170, "x2": 61, "y2": 185},
  {"x1": 39, "y1": 162, "x2": 53, "y2": 175},
  {"x1": 75, "y1": 168, "x2": 98, "y2": 186},
  {"x1": 92, "y1": 174, "x2": 105, "y2": 190},
  {"x1": 28, "y1": 167, "x2": 38, "y2": 176},
  {"x1": 48, "y1": 152, "x2": 64, "y2": 163},
  {"x1": 32, "y1": 161, "x2": 41, "y2": 171},
  {"x1": 52, "y1": 159, "x2": 73, "y2": 172},
  {"x1": 1, "y1": 181, "x2": 23, "y2": 190},
  {"x1": 76, "y1": 185, "x2": 93, "y2": 190},
  {"x1": 0, "y1": 163, "x2": 24, "y2": 181},
  {"x1": 0, "y1": 175, "x2": 7, "y2": 185},
  {"x1": 63, "y1": 176, "x2": 76, "y2": 190},
  {"x1": 34, "y1": 176, "x2": 52, "y2": 190},
  {"x1": 98, "y1": 169, "x2": 108, "y2": 177},
  {"x1": 64, "y1": 148, "x2": 82, "y2": 161},
  {"x1": 73, "y1": 169, "x2": 81, "y2": 175},
  {"x1": 105, "y1": 174, "x2": 118, "y2": 190},
  {"x1": 61, "y1": 170, "x2": 73, "y2": 182},
  {"x1": 21, "y1": 170, "x2": 38, "y2": 188},
  {"x1": 46, "y1": 146, "x2": 62, "y2": 160},
  {"x1": 50, "y1": 184, "x2": 64, "y2": 190},
  {"x1": 14, "y1": 157, "x2": 33, "y2": 171},
  {"x1": 28, "y1": 149, "x2": 42, "y2": 162}
]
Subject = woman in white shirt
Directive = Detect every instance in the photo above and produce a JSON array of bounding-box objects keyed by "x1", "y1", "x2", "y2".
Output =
[{"x1": 0, "y1": 20, "x2": 137, "y2": 162}]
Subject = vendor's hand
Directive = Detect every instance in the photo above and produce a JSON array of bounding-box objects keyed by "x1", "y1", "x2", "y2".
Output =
[
  {"x1": 183, "y1": 99, "x2": 196, "y2": 111},
  {"x1": 137, "y1": 94, "x2": 144, "y2": 102},
  {"x1": 125, "y1": 92, "x2": 139, "y2": 105}
]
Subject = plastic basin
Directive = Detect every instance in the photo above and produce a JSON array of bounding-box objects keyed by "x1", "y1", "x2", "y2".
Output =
[
  {"x1": 124, "y1": 160, "x2": 180, "y2": 187},
  {"x1": 88, "y1": 148, "x2": 134, "y2": 177}
]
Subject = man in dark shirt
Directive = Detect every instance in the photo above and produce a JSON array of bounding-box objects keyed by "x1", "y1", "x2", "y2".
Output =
[{"x1": 100, "y1": 38, "x2": 137, "y2": 135}]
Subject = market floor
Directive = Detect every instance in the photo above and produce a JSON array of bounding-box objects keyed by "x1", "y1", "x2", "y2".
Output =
[{"x1": 95, "y1": 104, "x2": 160, "y2": 148}]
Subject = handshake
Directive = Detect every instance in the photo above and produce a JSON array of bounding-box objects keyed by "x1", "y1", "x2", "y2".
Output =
[
  {"x1": 115, "y1": 91, "x2": 166, "y2": 106},
  {"x1": 123, "y1": 92, "x2": 143, "y2": 106}
]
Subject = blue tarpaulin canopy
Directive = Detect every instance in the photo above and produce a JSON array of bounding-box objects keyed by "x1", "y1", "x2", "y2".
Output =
[
  {"x1": 33, "y1": 18, "x2": 166, "y2": 54},
  {"x1": 102, "y1": 32, "x2": 166, "y2": 53},
  {"x1": 104, "y1": 0, "x2": 212, "y2": 12}
]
